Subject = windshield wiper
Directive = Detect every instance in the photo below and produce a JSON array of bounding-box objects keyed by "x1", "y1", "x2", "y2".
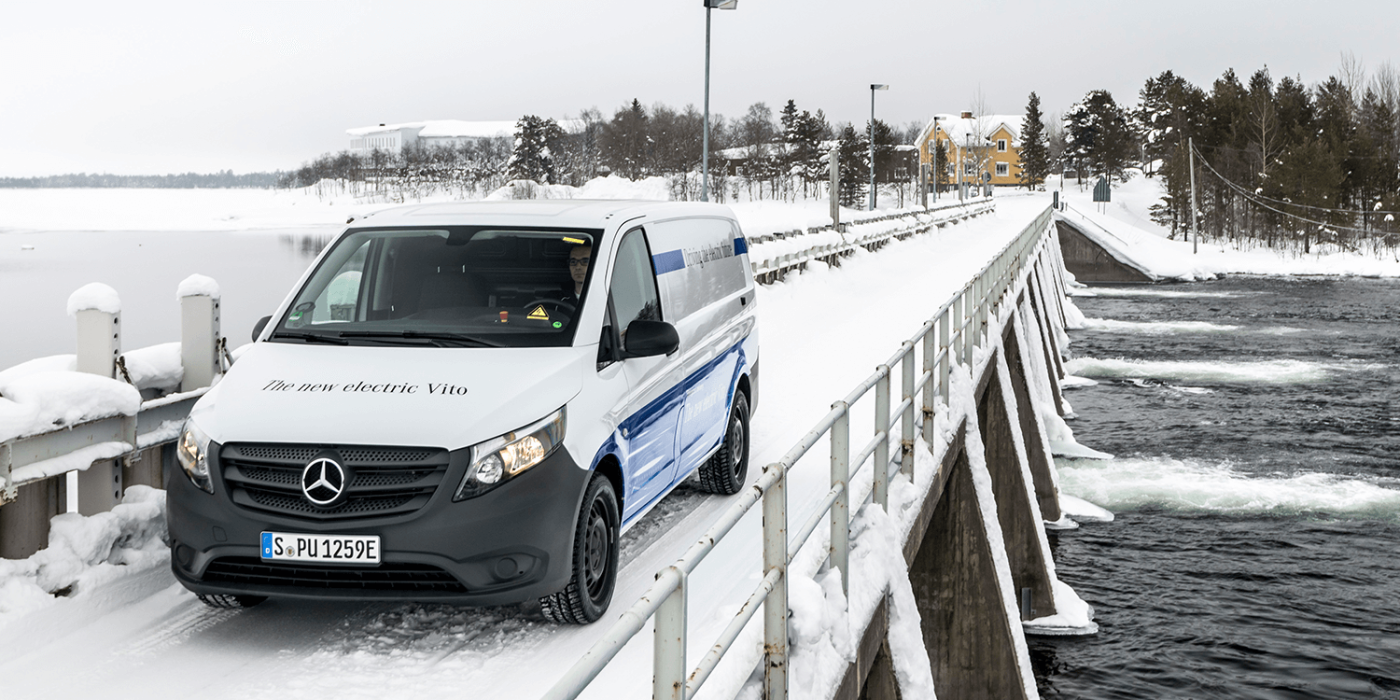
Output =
[
  {"x1": 336, "y1": 330, "x2": 502, "y2": 348},
  {"x1": 270, "y1": 331, "x2": 349, "y2": 345}
]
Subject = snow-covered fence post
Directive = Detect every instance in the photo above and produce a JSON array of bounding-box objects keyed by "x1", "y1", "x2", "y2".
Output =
[
  {"x1": 901, "y1": 343, "x2": 916, "y2": 478},
  {"x1": 70, "y1": 283, "x2": 121, "y2": 379},
  {"x1": 68, "y1": 284, "x2": 125, "y2": 515},
  {"x1": 179, "y1": 275, "x2": 222, "y2": 391}
]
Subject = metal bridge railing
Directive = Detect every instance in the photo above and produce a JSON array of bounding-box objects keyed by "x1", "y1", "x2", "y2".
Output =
[
  {"x1": 543, "y1": 205, "x2": 1061, "y2": 700},
  {"x1": 749, "y1": 199, "x2": 996, "y2": 283}
]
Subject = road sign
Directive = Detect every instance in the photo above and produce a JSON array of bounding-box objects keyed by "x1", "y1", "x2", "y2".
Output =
[{"x1": 1093, "y1": 176, "x2": 1111, "y2": 203}]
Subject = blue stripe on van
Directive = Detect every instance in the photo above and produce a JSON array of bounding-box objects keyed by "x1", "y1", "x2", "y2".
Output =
[
  {"x1": 653, "y1": 250, "x2": 686, "y2": 275},
  {"x1": 733, "y1": 237, "x2": 748, "y2": 255}
]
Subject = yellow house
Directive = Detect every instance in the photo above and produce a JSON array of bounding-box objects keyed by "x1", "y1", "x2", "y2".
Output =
[{"x1": 915, "y1": 112, "x2": 1024, "y2": 188}]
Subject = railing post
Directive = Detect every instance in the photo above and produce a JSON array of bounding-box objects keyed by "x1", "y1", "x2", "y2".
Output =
[
  {"x1": 70, "y1": 283, "x2": 123, "y2": 516},
  {"x1": 938, "y1": 307, "x2": 951, "y2": 405},
  {"x1": 762, "y1": 464, "x2": 789, "y2": 699},
  {"x1": 900, "y1": 344, "x2": 916, "y2": 479},
  {"x1": 830, "y1": 402, "x2": 850, "y2": 598},
  {"x1": 921, "y1": 322, "x2": 936, "y2": 425},
  {"x1": 873, "y1": 367, "x2": 890, "y2": 509},
  {"x1": 654, "y1": 567, "x2": 687, "y2": 700},
  {"x1": 962, "y1": 286, "x2": 975, "y2": 366},
  {"x1": 71, "y1": 283, "x2": 121, "y2": 379},
  {"x1": 179, "y1": 275, "x2": 222, "y2": 392}
]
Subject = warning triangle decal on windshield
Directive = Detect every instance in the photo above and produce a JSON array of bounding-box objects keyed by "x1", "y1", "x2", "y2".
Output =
[{"x1": 528, "y1": 305, "x2": 550, "y2": 321}]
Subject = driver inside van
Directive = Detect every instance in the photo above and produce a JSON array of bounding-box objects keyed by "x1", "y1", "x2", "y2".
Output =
[{"x1": 561, "y1": 245, "x2": 590, "y2": 308}]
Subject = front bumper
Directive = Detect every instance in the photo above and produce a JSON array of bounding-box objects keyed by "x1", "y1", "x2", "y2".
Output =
[{"x1": 166, "y1": 441, "x2": 591, "y2": 606}]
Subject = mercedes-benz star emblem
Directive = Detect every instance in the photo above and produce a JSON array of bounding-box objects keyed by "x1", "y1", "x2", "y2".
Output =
[{"x1": 301, "y1": 458, "x2": 346, "y2": 506}]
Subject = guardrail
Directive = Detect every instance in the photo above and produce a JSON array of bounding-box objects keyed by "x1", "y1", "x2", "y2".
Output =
[
  {"x1": 0, "y1": 278, "x2": 227, "y2": 514},
  {"x1": 544, "y1": 205, "x2": 1061, "y2": 700},
  {"x1": 743, "y1": 196, "x2": 993, "y2": 246},
  {"x1": 748, "y1": 199, "x2": 996, "y2": 283}
]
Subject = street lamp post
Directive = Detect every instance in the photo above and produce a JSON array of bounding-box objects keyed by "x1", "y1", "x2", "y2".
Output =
[
  {"x1": 702, "y1": 0, "x2": 738, "y2": 203},
  {"x1": 869, "y1": 84, "x2": 888, "y2": 211},
  {"x1": 930, "y1": 115, "x2": 942, "y2": 205}
]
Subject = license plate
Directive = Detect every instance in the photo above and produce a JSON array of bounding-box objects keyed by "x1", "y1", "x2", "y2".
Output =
[{"x1": 260, "y1": 532, "x2": 381, "y2": 564}]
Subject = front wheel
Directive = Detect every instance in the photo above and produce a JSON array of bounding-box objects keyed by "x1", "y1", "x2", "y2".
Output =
[
  {"x1": 697, "y1": 392, "x2": 750, "y2": 495},
  {"x1": 540, "y1": 474, "x2": 620, "y2": 624},
  {"x1": 197, "y1": 593, "x2": 266, "y2": 609}
]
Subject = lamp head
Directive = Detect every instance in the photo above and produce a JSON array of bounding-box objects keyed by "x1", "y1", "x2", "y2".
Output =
[
  {"x1": 871, "y1": 84, "x2": 889, "y2": 91},
  {"x1": 705, "y1": 0, "x2": 738, "y2": 8}
]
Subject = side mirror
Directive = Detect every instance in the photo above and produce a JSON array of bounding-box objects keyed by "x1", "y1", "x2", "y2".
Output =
[
  {"x1": 623, "y1": 320, "x2": 679, "y2": 358},
  {"x1": 252, "y1": 315, "x2": 272, "y2": 342}
]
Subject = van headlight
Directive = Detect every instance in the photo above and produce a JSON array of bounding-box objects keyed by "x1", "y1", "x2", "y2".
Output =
[
  {"x1": 176, "y1": 420, "x2": 214, "y2": 493},
  {"x1": 455, "y1": 408, "x2": 566, "y2": 501}
]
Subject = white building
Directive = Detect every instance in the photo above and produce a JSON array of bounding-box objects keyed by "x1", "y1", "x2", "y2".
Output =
[{"x1": 346, "y1": 120, "x2": 517, "y2": 153}]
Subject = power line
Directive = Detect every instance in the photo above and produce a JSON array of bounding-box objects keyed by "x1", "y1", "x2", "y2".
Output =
[
  {"x1": 1190, "y1": 142, "x2": 1400, "y2": 216},
  {"x1": 1190, "y1": 142, "x2": 1393, "y2": 236}
]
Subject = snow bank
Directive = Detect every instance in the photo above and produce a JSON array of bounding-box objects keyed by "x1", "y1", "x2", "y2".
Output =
[
  {"x1": 0, "y1": 487, "x2": 169, "y2": 630},
  {"x1": 1060, "y1": 176, "x2": 1400, "y2": 279},
  {"x1": 65, "y1": 282, "x2": 120, "y2": 315},
  {"x1": 175, "y1": 273, "x2": 220, "y2": 299}
]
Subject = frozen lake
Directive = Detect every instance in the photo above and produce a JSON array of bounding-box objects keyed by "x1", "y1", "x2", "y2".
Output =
[{"x1": 0, "y1": 228, "x2": 339, "y2": 369}]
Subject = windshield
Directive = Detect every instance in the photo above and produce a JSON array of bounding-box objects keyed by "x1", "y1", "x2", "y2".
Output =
[{"x1": 271, "y1": 226, "x2": 601, "y2": 348}]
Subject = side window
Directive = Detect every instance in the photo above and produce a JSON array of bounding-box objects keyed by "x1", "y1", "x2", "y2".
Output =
[{"x1": 609, "y1": 229, "x2": 661, "y2": 342}]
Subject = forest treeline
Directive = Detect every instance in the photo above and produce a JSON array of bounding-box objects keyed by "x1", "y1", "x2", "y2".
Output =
[
  {"x1": 0, "y1": 171, "x2": 283, "y2": 188},
  {"x1": 281, "y1": 100, "x2": 928, "y2": 208},
  {"x1": 1049, "y1": 56, "x2": 1400, "y2": 255}
]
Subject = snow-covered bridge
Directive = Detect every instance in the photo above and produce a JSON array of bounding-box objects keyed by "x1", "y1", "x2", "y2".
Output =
[{"x1": 0, "y1": 195, "x2": 1101, "y2": 700}]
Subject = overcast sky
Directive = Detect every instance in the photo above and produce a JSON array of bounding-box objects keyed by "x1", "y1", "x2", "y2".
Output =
[{"x1": 1, "y1": 0, "x2": 1395, "y2": 177}]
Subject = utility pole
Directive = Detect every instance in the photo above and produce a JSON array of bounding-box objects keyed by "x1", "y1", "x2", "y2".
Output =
[
  {"x1": 1189, "y1": 137, "x2": 1199, "y2": 254},
  {"x1": 868, "y1": 84, "x2": 888, "y2": 211},
  {"x1": 829, "y1": 145, "x2": 840, "y2": 229}
]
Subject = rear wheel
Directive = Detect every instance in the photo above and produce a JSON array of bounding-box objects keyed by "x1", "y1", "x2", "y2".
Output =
[
  {"x1": 697, "y1": 392, "x2": 750, "y2": 495},
  {"x1": 540, "y1": 474, "x2": 620, "y2": 624},
  {"x1": 197, "y1": 593, "x2": 266, "y2": 610}
]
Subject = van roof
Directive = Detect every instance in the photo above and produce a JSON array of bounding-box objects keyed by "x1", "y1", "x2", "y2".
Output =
[{"x1": 352, "y1": 200, "x2": 738, "y2": 230}]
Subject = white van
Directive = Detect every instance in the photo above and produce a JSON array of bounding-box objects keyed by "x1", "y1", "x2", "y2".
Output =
[{"x1": 167, "y1": 200, "x2": 758, "y2": 624}]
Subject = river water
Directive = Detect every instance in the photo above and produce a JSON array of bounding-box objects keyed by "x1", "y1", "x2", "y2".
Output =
[{"x1": 1032, "y1": 277, "x2": 1400, "y2": 699}]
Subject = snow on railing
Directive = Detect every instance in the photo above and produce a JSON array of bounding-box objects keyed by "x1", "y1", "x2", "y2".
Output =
[
  {"x1": 0, "y1": 276, "x2": 227, "y2": 507},
  {"x1": 543, "y1": 206, "x2": 1063, "y2": 700},
  {"x1": 748, "y1": 199, "x2": 996, "y2": 283}
]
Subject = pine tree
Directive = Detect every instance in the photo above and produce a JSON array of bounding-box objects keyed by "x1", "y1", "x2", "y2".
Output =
[
  {"x1": 836, "y1": 124, "x2": 868, "y2": 209},
  {"x1": 1018, "y1": 92, "x2": 1050, "y2": 190},
  {"x1": 507, "y1": 115, "x2": 565, "y2": 184},
  {"x1": 599, "y1": 99, "x2": 651, "y2": 179}
]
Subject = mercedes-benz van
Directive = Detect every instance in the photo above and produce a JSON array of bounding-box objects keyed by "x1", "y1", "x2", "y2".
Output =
[{"x1": 167, "y1": 200, "x2": 758, "y2": 624}]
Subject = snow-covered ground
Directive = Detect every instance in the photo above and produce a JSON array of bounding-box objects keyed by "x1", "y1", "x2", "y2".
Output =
[
  {"x1": 0, "y1": 178, "x2": 934, "y2": 237},
  {"x1": 1057, "y1": 174, "x2": 1400, "y2": 279},
  {"x1": 0, "y1": 187, "x2": 1072, "y2": 700}
]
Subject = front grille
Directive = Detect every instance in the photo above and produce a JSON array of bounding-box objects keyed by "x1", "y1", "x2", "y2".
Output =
[
  {"x1": 202, "y1": 556, "x2": 467, "y2": 593},
  {"x1": 221, "y1": 443, "x2": 451, "y2": 521}
]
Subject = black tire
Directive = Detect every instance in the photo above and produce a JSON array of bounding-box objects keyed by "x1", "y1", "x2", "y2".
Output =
[
  {"x1": 197, "y1": 593, "x2": 266, "y2": 609},
  {"x1": 539, "y1": 474, "x2": 620, "y2": 625},
  {"x1": 697, "y1": 392, "x2": 749, "y2": 495}
]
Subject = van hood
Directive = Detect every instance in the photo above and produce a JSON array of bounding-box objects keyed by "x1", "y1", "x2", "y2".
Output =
[{"x1": 193, "y1": 342, "x2": 585, "y2": 450}]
